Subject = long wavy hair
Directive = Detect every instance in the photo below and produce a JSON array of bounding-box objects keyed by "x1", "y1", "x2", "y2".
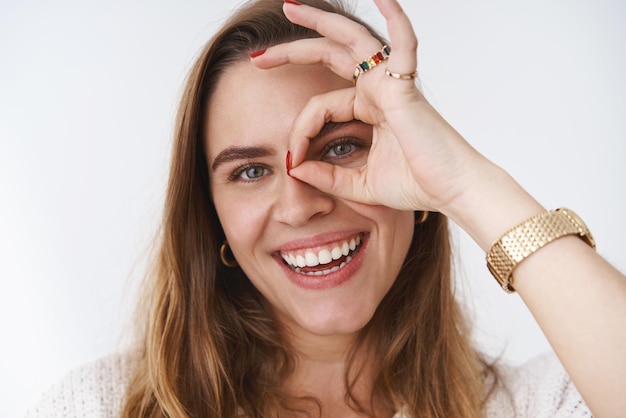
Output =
[{"x1": 121, "y1": 0, "x2": 495, "y2": 416}]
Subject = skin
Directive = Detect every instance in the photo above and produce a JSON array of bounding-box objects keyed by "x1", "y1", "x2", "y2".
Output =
[
  {"x1": 205, "y1": 62, "x2": 413, "y2": 413},
  {"x1": 201, "y1": 0, "x2": 626, "y2": 417},
  {"x1": 243, "y1": 0, "x2": 626, "y2": 416}
]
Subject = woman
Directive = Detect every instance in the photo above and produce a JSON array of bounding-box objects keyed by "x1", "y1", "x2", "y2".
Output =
[{"x1": 25, "y1": 0, "x2": 626, "y2": 417}]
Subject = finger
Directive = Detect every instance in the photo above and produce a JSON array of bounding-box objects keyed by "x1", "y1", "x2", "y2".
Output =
[
  {"x1": 289, "y1": 160, "x2": 375, "y2": 205},
  {"x1": 283, "y1": 1, "x2": 381, "y2": 58},
  {"x1": 373, "y1": 0, "x2": 418, "y2": 74},
  {"x1": 287, "y1": 88, "x2": 357, "y2": 169},
  {"x1": 251, "y1": 38, "x2": 357, "y2": 81}
]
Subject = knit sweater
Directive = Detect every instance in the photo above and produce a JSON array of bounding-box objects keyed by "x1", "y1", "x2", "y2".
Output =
[{"x1": 24, "y1": 351, "x2": 592, "y2": 417}]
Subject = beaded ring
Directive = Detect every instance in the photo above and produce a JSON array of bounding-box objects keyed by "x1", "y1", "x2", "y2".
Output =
[{"x1": 352, "y1": 45, "x2": 391, "y2": 85}]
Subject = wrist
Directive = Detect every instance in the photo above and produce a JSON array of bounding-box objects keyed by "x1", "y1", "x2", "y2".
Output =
[
  {"x1": 486, "y1": 208, "x2": 596, "y2": 292},
  {"x1": 440, "y1": 161, "x2": 545, "y2": 251}
]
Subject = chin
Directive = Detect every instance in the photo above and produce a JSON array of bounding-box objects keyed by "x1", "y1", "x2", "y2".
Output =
[{"x1": 294, "y1": 302, "x2": 378, "y2": 337}]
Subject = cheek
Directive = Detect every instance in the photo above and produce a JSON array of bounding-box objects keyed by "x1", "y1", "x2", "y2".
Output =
[
  {"x1": 399, "y1": 213, "x2": 416, "y2": 248},
  {"x1": 348, "y1": 203, "x2": 414, "y2": 239},
  {"x1": 213, "y1": 191, "x2": 270, "y2": 259},
  {"x1": 386, "y1": 210, "x2": 415, "y2": 265},
  {"x1": 343, "y1": 202, "x2": 414, "y2": 266}
]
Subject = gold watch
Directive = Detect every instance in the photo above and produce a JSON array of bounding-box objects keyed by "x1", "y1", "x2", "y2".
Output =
[{"x1": 486, "y1": 208, "x2": 596, "y2": 293}]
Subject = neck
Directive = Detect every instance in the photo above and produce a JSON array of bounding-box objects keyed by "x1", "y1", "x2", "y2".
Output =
[{"x1": 281, "y1": 327, "x2": 391, "y2": 417}]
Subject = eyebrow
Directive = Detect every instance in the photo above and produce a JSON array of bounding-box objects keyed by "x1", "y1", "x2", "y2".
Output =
[
  {"x1": 211, "y1": 145, "x2": 275, "y2": 171},
  {"x1": 311, "y1": 120, "x2": 368, "y2": 143}
]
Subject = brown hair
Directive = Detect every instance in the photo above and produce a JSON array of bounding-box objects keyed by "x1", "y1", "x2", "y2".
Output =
[{"x1": 121, "y1": 0, "x2": 494, "y2": 416}]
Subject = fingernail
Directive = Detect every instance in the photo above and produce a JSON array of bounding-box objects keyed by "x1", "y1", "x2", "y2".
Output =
[
  {"x1": 286, "y1": 150, "x2": 292, "y2": 176},
  {"x1": 284, "y1": 0, "x2": 302, "y2": 5},
  {"x1": 249, "y1": 49, "x2": 266, "y2": 58}
]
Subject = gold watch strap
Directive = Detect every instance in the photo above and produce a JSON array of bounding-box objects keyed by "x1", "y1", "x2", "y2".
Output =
[{"x1": 486, "y1": 208, "x2": 596, "y2": 293}]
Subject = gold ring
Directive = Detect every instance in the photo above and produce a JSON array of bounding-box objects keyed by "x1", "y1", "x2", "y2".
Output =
[
  {"x1": 353, "y1": 45, "x2": 391, "y2": 85},
  {"x1": 385, "y1": 69, "x2": 418, "y2": 80}
]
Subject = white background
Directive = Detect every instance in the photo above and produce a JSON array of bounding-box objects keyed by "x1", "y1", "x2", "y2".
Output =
[{"x1": 1, "y1": 0, "x2": 625, "y2": 416}]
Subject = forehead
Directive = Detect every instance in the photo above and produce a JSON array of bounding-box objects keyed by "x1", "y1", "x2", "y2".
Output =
[{"x1": 205, "y1": 61, "x2": 350, "y2": 158}]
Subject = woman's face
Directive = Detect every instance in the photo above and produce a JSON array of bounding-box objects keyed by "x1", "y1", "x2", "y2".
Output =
[{"x1": 206, "y1": 60, "x2": 414, "y2": 340}]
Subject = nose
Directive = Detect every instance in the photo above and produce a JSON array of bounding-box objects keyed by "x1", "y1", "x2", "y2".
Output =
[{"x1": 272, "y1": 174, "x2": 335, "y2": 227}]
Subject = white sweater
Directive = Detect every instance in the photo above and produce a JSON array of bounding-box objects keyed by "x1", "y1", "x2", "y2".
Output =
[{"x1": 24, "y1": 351, "x2": 592, "y2": 417}]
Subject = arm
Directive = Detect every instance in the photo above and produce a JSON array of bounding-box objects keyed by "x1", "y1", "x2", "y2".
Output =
[
  {"x1": 447, "y1": 151, "x2": 626, "y2": 417},
  {"x1": 253, "y1": 0, "x2": 626, "y2": 415}
]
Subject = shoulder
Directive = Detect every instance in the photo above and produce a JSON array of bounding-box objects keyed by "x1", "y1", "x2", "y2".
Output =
[
  {"x1": 485, "y1": 351, "x2": 592, "y2": 418},
  {"x1": 24, "y1": 351, "x2": 139, "y2": 418}
]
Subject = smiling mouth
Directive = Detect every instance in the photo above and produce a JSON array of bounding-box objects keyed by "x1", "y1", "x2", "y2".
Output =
[{"x1": 280, "y1": 233, "x2": 364, "y2": 276}]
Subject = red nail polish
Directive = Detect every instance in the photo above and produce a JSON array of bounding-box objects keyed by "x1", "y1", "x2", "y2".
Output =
[
  {"x1": 284, "y1": 0, "x2": 302, "y2": 5},
  {"x1": 286, "y1": 150, "x2": 292, "y2": 176},
  {"x1": 249, "y1": 49, "x2": 266, "y2": 58}
]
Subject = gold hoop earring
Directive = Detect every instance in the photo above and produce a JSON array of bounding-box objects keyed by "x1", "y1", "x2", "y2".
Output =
[
  {"x1": 415, "y1": 211, "x2": 429, "y2": 225},
  {"x1": 219, "y1": 241, "x2": 238, "y2": 268}
]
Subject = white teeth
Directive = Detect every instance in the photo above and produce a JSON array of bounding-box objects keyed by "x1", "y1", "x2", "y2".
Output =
[
  {"x1": 281, "y1": 234, "x2": 363, "y2": 274},
  {"x1": 305, "y1": 252, "x2": 319, "y2": 267},
  {"x1": 318, "y1": 249, "x2": 332, "y2": 264},
  {"x1": 305, "y1": 268, "x2": 339, "y2": 276},
  {"x1": 341, "y1": 242, "x2": 350, "y2": 256}
]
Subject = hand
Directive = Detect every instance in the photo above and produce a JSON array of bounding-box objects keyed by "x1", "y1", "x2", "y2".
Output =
[{"x1": 251, "y1": 0, "x2": 486, "y2": 213}]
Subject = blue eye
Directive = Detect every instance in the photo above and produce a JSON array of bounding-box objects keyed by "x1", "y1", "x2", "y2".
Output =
[
  {"x1": 324, "y1": 139, "x2": 356, "y2": 159},
  {"x1": 240, "y1": 165, "x2": 266, "y2": 180},
  {"x1": 228, "y1": 163, "x2": 270, "y2": 182},
  {"x1": 321, "y1": 137, "x2": 370, "y2": 168},
  {"x1": 327, "y1": 143, "x2": 353, "y2": 157}
]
